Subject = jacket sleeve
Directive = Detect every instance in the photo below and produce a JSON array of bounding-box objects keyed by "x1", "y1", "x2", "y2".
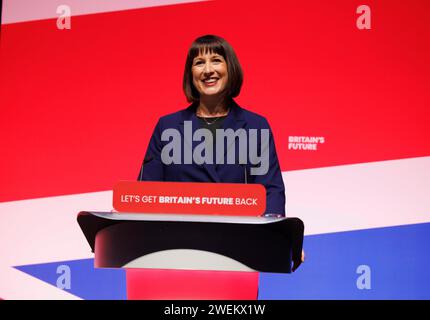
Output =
[
  {"x1": 137, "y1": 119, "x2": 165, "y2": 181},
  {"x1": 251, "y1": 118, "x2": 286, "y2": 216}
]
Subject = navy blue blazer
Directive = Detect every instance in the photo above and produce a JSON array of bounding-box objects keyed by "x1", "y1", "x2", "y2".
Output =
[{"x1": 139, "y1": 100, "x2": 286, "y2": 215}]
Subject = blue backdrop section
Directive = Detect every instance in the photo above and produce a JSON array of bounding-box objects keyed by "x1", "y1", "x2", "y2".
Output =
[
  {"x1": 15, "y1": 258, "x2": 127, "y2": 300},
  {"x1": 258, "y1": 222, "x2": 430, "y2": 299}
]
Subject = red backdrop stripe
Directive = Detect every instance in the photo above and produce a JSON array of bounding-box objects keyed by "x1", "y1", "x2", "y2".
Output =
[{"x1": 1, "y1": 0, "x2": 429, "y2": 202}]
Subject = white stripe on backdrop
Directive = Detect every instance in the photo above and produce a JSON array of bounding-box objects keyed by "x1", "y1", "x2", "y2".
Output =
[{"x1": 2, "y1": 0, "x2": 208, "y2": 24}]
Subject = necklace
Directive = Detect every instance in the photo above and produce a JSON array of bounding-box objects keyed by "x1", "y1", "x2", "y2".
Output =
[
  {"x1": 196, "y1": 108, "x2": 230, "y2": 125},
  {"x1": 202, "y1": 117, "x2": 221, "y2": 125}
]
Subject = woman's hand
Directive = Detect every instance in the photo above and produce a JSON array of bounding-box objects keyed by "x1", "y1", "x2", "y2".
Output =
[{"x1": 292, "y1": 249, "x2": 306, "y2": 272}]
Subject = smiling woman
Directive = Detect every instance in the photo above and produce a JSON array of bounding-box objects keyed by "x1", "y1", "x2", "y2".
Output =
[
  {"x1": 138, "y1": 35, "x2": 286, "y2": 216},
  {"x1": 191, "y1": 52, "x2": 228, "y2": 101}
]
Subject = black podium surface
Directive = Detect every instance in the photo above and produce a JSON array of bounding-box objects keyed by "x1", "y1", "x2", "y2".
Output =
[{"x1": 77, "y1": 211, "x2": 304, "y2": 273}]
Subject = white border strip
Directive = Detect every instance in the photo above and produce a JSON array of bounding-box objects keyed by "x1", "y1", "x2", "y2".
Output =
[
  {"x1": 284, "y1": 156, "x2": 430, "y2": 235},
  {"x1": 2, "y1": 0, "x2": 208, "y2": 25}
]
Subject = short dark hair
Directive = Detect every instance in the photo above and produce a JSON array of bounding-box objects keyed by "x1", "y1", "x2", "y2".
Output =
[{"x1": 183, "y1": 35, "x2": 243, "y2": 103}]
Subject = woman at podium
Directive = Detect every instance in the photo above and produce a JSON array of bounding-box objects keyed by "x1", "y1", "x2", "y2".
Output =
[{"x1": 138, "y1": 35, "x2": 286, "y2": 216}]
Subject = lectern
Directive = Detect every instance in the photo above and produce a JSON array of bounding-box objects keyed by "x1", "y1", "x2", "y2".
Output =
[{"x1": 77, "y1": 211, "x2": 304, "y2": 299}]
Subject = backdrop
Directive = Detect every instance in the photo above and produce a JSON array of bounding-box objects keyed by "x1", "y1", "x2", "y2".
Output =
[{"x1": 1, "y1": 0, "x2": 429, "y2": 299}]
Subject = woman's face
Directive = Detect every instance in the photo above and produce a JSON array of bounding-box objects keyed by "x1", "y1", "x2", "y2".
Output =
[{"x1": 191, "y1": 51, "x2": 228, "y2": 99}]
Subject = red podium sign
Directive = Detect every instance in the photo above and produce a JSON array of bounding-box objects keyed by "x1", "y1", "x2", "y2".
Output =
[{"x1": 113, "y1": 181, "x2": 266, "y2": 216}]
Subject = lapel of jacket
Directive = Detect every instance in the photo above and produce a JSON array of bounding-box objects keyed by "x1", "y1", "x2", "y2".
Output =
[{"x1": 219, "y1": 99, "x2": 247, "y2": 164}]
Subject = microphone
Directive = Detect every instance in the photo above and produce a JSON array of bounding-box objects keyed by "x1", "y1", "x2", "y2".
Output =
[
  {"x1": 138, "y1": 155, "x2": 154, "y2": 181},
  {"x1": 242, "y1": 164, "x2": 248, "y2": 184}
]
